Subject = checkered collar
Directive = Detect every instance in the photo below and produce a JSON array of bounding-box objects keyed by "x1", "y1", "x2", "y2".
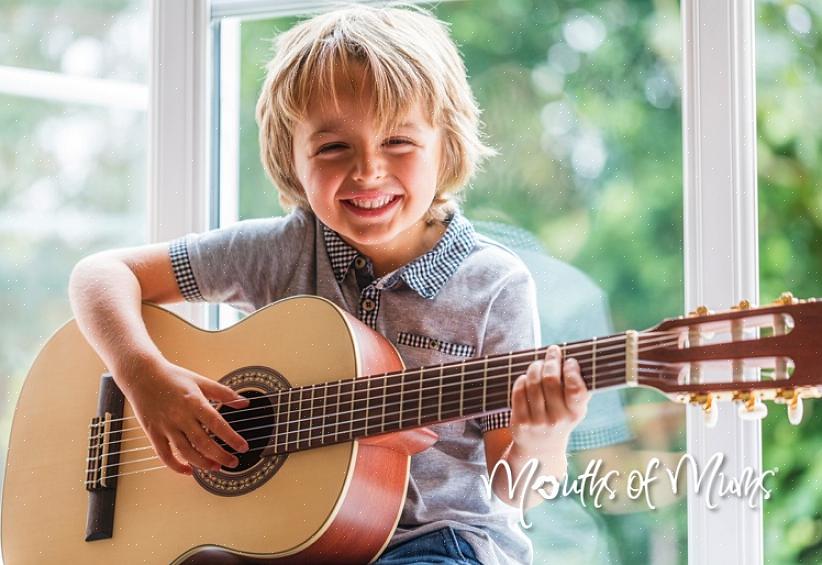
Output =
[{"x1": 321, "y1": 210, "x2": 477, "y2": 299}]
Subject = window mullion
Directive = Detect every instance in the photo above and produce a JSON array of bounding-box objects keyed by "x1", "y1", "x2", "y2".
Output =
[
  {"x1": 682, "y1": 0, "x2": 762, "y2": 563},
  {"x1": 148, "y1": 0, "x2": 212, "y2": 326}
]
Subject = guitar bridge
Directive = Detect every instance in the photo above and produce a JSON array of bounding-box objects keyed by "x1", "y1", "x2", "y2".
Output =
[
  {"x1": 86, "y1": 413, "x2": 118, "y2": 489},
  {"x1": 84, "y1": 373, "x2": 125, "y2": 541}
]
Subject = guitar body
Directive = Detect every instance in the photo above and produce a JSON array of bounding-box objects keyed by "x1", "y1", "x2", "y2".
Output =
[{"x1": 2, "y1": 296, "x2": 430, "y2": 564}]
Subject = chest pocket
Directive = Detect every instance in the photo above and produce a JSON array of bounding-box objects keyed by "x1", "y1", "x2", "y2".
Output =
[{"x1": 396, "y1": 331, "x2": 476, "y2": 358}]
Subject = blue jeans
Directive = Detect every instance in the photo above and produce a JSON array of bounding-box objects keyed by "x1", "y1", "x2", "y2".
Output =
[{"x1": 374, "y1": 527, "x2": 482, "y2": 564}]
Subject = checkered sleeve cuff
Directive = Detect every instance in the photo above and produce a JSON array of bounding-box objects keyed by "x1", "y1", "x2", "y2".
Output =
[
  {"x1": 479, "y1": 410, "x2": 510, "y2": 433},
  {"x1": 169, "y1": 236, "x2": 205, "y2": 302},
  {"x1": 568, "y1": 424, "x2": 633, "y2": 452}
]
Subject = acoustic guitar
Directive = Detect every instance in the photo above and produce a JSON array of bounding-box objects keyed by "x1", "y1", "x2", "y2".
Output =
[{"x1": 2, "y1": 293, "x2": 820, "y2": 564}]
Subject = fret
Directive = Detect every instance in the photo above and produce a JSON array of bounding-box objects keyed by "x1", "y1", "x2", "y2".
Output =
[
  {"x1": 365, "y1": 377, "x2": 382, "y2": 435},
  {"x1": 307, "y1": 383, "x2": 315, "y2": 446},
  {"x1": 459, "y1": 362, "x2": 465, "y2": 417},
  {"x1": 402, "y1": 369, "x2": 422, "y2": 428},
  {"x1": 482, "y1": 356, "x2": 488, "y2": 413},
  {"x1": 272, "y1": 390, "x2": 285, "y2": 453},
  {"x1": 383, "y1": 373, "x2": 402, "y2": 432},
  {"x1": 310, "y1": 384, "x2": 319, "y2": 449},
  {"x1": 418, "y1": 366, "x2": 440, "y2": 426},
  {"x1": 333, "y1": 380, "x2": 345, "y2": 442},
  {"x1": 475, "y1": 355, "x2": 510, "y2": 416},
  {"x1": 315, "y1": 382, "x2": 326, "y2": 447},
  {"x1": 438, "y1": 363, "x2": 444, "y2": 422},
  {"x1": 351, "y1": 378, "x2": 370, "y2": 438},
  {"x1": 399, "y1": 372, "x2": 405, "y2": 428},
  {"x1": 333, "y1": 380, "x2": 340, "y2": 442},
  {"x1": 368, "y1": 376, "x2": 382, "y2": 434},
  {"x1": 440, "y1": 366, "x2": 461, "y2": 420},
  {"x1": 297, "y1": 386, "x2": 306, "y2": 450},
  {"x1": 365, "y1": 377, "x2": 372, "y2": 436},
  {"x1": 284, "y1": 388, "x2": 292, "y2": 452},
  {"x1": 274, "y1": 388, "x2": 282, "y2": 453},
  {"x1": 592, "y1": 337, "x2": 597, "y2": 390},
  {"x1": 319, "y1": 381, "x2": 328, "y2": 445},
  {"x1": 381, "y1": 373, "x2": 388, "y2": 433},
  {"x1": 341, "y1": 378, "x2": 354, "y2": 440},
  {"x1": 462, "y1": 360, "x2": 483, "y2": 417},
  {"x1": 507, "y1": 353, "x2": 513, "y2": 409},
  {"x1": 418, "y1": 367, "x2": 424, "y2": 426}
]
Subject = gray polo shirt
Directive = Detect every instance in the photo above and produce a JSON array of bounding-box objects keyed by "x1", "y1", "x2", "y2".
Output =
[{"x1": 169, "y1": 207, "x2": 541, "y2": 565}]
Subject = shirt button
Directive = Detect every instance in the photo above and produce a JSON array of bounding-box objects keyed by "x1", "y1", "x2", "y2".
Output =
[
  {"x1": 354, "y1": 256, "x2": 367, "y2": 269},
  {"x1": 362, "y1": 298, "x2": 376, "y2": 311}
]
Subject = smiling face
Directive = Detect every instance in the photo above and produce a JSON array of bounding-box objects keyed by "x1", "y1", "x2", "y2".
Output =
[{"x1": 292, "y1": 65, "x2": 445, "y2": 269}]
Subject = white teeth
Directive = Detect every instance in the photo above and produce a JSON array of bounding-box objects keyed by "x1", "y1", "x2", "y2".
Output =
[{"x1": 348, "y1": 195, "x2": 395, "y2": 209}]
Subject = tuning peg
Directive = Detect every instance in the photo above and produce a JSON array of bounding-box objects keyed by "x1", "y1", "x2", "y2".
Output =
[
  {"x1": 737, "y1": 393, "x2": 768, "y2": 420},
  {"x1": 688, "y1": 305, "x2": 712, "y2": 317},
  {"x1": 730, "y1": 299, "x2": 752, "y2": 310},
  {"x1": 691, "y1": 393, "x2": 718, "y2": 427},
  {"x1": 779, "y1": 389, "x2": 805, "y2": 426},
  {"x1": 773, "y1": 292, "x2": 798, "y2": 305},
  {"x1": 704, "y1": 402, "x2": 719, "y2": 428},
  {"x1": 788, "y1": 396, "x2": 803, "y2": 426}
]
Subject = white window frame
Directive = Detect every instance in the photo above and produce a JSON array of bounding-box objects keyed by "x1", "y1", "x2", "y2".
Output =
[
  {"x1": 682, "y1": 1, "x2": 761, "y2": 563},
  {"x1": 148, "y1": 0, "x2": 212, "y2": 326},
  {"x1": 149, "y1": 1, "x2": 764, "y2": 562}
]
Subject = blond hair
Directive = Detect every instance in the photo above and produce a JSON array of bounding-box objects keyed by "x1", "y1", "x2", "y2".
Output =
[{"x1": 255, "y1": 2, "x2": 497, "y2": 222}]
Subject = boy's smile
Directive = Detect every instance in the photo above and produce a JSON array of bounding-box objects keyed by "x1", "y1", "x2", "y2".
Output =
[{"x1": 292, "y1": 64, "x2": 446, "y2": 276}]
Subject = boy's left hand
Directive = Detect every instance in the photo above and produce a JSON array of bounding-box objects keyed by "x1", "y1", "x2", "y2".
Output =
[{"x1": 509, "y1": 344, "x2": 590, "y2": 455}]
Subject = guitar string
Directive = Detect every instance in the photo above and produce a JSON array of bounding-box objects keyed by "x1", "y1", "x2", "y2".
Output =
[
  {"x1": 86, "y1": 364, "x2": 668, "y2": 480},
  {"x1": 100, "y1": 337, "x2": 681, "y2": 447},
  {"x1": 98, "y1": 364, "x2": 679, "y2": 471},
  {"x1": 87, "y1": 363, "x2": 681, "y2": 483},
  {"x1": 101, "y1": 331, "x2": 682, "y2": 434},
  {"x1": 103, "y1": 356, "x2": 677, "y2": 453},
  {"x1": 92, "y1": 361, "x2": 679, "y2": 464},
  {"x1": 93, "y1": 334, "x2": 684, "y2": 450},
  {"x1": 88, "y1": 358, "x2": 681, "y2": 471}
]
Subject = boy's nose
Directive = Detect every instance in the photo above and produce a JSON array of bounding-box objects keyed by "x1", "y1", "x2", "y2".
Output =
[{"x1": 352, "y1": 151, "x2": 386, "y2": 183}]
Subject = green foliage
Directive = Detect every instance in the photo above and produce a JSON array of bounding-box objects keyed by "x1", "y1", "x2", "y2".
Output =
[{"x1": 757, "y1": 2, "x2": 822, "y2": 563}]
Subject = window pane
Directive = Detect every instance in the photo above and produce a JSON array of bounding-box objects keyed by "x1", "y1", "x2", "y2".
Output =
[
  {"x1": 229, "y1": 1, "x2": 685, "y2": 562},
  {"x1": 0, "y1": 0, "x2": 148, "y2": 83},
  {"x1": 757, "y1": 1, "x2": 822, "y2": 563},
  {"x1": 0, "y1": 97, "x2": 146, "y2": 487}
]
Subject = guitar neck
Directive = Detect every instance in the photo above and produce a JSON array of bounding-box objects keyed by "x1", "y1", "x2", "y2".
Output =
[{"x1": 270, "y1": 330, "x2": 659, "y2": 454}]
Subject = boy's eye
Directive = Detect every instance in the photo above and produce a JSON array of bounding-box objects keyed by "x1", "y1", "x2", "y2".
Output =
[
  {"x1": 316, "y1": 138, "x2": 412, "y2": 154},
  {"x1": 318, "y1": 143, "x2": 346, "y2": 153}
]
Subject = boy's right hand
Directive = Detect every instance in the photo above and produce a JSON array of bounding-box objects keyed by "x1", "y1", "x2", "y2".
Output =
[{"x1": 118, "y1": 358, "x2": 251, "y2": 475}]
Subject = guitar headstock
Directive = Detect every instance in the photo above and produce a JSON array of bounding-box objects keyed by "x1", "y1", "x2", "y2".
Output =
[{"x1": 635, "y1": 292, "x2": 822, "y2": 427}]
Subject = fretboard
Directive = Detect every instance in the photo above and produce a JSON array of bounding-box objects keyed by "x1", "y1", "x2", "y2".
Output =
[{"x1": 267, "y1": 330, "x2": 664, "y2": 454}]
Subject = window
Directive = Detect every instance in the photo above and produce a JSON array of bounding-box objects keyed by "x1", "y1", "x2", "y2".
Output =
[{"x1": 0, "y1": 0, "x2": 148, "y2": 498}]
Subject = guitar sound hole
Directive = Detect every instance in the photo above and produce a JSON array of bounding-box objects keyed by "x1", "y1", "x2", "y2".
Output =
[
  {"x1": 216, "y1": 390, "x2": 276, "y2": 472},
  {"x1": 193, "y1": 366, "x2": 289, "y2": 496}
]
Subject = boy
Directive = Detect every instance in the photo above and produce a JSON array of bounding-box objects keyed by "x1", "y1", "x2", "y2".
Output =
[{"x1": 69, "y1": 4, "x2": 590, "y2": 564}]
